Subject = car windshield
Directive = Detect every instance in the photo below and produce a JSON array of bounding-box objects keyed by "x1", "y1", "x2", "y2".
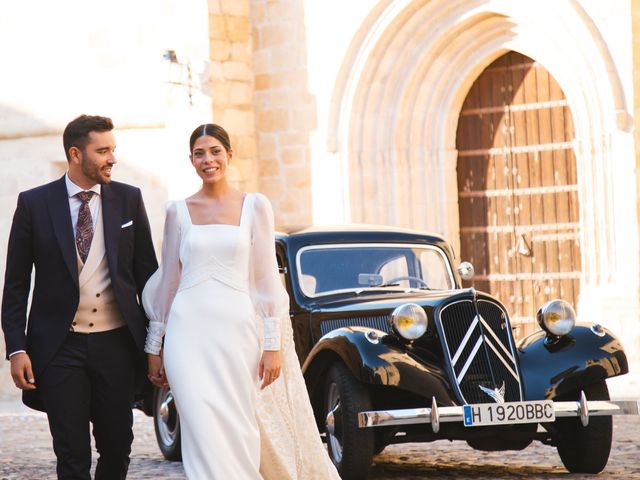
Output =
[{"x1": 296, "y1": 243, "x2": 454, "y2": 297}]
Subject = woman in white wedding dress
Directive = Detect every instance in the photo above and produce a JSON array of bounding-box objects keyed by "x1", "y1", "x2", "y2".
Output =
[{"x1": 142, "y1": 124, "x2": 341, "y2": 480}]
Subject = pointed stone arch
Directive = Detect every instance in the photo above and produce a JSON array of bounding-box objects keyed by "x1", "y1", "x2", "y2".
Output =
[{"x1": 327, "y1": 0, "x2": 639, "y2": 351}]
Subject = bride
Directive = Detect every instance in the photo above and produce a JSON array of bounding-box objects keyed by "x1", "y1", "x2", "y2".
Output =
[{"x1": 142, "y1": 124, "x2": 340, "y2": 479}]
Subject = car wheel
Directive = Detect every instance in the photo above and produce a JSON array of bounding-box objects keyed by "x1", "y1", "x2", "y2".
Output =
[
  {"x1": 555, "y1": 380, "x2": 612, "y2": 473},
  {"x1": 153, "y1": 386, "x2": 182, "y2": 461},
  {"x1": 324, "y1": 361, "x2": 374, "y2": 480}
]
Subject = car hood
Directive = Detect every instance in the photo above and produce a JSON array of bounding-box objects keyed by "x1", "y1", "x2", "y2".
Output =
[{"x1": 309, "y1": 288, "x2": 493, "y2": 314}]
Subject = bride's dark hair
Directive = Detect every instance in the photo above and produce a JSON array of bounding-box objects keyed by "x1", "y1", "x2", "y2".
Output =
[{"x1": 189, "y1": 124, "x2": 232, "y2": 153}]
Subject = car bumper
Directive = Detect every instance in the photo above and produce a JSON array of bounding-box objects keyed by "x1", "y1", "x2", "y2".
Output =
[{"x1": 357, "y1": 394, "x2": 640, "y2": 432}]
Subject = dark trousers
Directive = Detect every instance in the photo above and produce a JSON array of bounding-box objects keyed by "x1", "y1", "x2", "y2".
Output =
[{"x1": 39, "y1": 327, "x2": 138, "y2": 480}]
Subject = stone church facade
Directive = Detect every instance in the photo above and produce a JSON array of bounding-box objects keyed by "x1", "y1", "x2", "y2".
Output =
[{"x1": 0, "y1": 0, "x2": 639, "y2": 393}]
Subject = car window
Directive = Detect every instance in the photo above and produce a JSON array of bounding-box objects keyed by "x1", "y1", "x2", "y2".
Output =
[
  {"x1": 300, "y1": 274, "x2": 317, "y2": 293},
  {"x1": 418, "y1": 249, "x2": 452, "y2": 290},
  {"x1": 296, "y1": 243, "x2": 454, "y2": 297},
  {"x1": 379, "y1": 255, "x2": 409, "y2": 285}
]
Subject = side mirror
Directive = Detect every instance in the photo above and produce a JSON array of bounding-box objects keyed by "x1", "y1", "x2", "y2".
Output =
[{"x1": 457, "y1": 261, "x2": 474, "y2": 281}]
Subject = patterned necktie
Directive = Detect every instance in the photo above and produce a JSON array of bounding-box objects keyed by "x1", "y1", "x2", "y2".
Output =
[{"x1": 75, "y1": 191, "x2": 95, "y2": 263}]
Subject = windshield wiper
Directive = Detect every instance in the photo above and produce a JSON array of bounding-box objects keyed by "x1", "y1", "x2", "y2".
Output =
[
  {"x1": 361, "y1": 283, "x2": 433, "y2": 293},
  {"x1": 354, "y1": 286, "x2": 406, "y2": 295}
]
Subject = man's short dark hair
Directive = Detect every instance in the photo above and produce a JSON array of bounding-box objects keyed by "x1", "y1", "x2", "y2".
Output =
[{"x1": 62, "y1": 115, "x2": 114, "y2": 161}]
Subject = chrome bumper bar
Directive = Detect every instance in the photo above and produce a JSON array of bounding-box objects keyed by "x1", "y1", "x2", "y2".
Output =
[{"x1": 357, "y1": 394, "x2": 640, "y2": 432}]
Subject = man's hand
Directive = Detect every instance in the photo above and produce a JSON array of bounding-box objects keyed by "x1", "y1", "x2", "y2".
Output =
[
  {"x1": 147, "y1": 353, "x2": 169, "y2": 388},
  {"x1": 10, "y1": 352, "x2": 36, "y2": 390},
  {"x1": 259, "y1": 350, "x2": 282, "y2": 390}
]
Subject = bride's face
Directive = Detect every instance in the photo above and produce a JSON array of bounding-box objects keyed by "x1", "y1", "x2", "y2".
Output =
[{"x1": 190, "y1": 135, "x2": 232, "y2": 184}]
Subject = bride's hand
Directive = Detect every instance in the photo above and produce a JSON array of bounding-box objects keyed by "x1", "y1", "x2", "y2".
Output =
[
  {"x1": 147, "y1": 353, "x2": 169, "y2": 388},
  {"x1": 259, "y1": 350, "x2": 281, "y2": 390}
]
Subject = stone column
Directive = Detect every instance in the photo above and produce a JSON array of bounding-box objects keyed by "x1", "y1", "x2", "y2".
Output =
[
  {"x1": 251, "y1": 0, "x2": 316, "y2": 226},
  {"x1": 209, "y1": 0, "x2": 259, "y2": 192}
]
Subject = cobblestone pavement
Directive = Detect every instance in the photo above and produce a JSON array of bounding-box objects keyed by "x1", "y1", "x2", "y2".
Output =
[{"x1": 0, "y1": 397, "x2": 638, "y2": 480}]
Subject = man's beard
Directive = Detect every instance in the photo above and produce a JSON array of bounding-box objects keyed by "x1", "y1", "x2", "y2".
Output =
[{"x1": 82, "y1": 161, "x2": 111, "y2": 184}]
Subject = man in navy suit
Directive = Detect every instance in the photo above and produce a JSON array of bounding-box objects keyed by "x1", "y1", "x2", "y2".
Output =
[{"x1": 2, "y1": 115, "x2": 158, "y2": 479}]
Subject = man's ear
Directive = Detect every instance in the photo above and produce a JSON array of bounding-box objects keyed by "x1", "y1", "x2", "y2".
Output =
[{"x1": 69, "y1": 146, "x2": 81, "y2": 164}]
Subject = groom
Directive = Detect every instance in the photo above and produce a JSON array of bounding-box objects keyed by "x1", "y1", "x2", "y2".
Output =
[{"x1": 1, "y1": 115, "x2": 158, "y2": 479}]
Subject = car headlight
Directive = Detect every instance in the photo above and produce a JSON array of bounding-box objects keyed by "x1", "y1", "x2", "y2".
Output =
[
  {"x1": 390, "y1": 303, "x2": 428, "y2": 340},
  {"x1": 536, "y1": 299, "x2": 576, "y2": 337}
]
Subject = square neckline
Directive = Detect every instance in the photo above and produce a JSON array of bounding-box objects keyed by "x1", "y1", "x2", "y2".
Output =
[{"x1": 183, "y1": 194, "x2": 249, "y2": 227}]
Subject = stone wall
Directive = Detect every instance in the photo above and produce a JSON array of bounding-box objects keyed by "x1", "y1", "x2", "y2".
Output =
[
  {"x1": 0, "y1": 0, "x2": 211, "y2": 395},
  {"x1": 208, "y1": 0, "x2": 317, "y2": 226},
  {"x1": 250, "y1": 0, "x2": 316, "y2": 226},
  {"x1": 208, "y1": 0, "x2": 260, "y2": 194},
  {"x1": 634, "y1": 0, "x2": 640, "y2": 304}
]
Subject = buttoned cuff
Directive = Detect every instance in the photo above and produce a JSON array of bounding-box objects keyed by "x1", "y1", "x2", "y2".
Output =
[
  {"x1": 263, "y1": 316, "x2": 281, "y2": 351},
  {"x1": 144, "y1": 323, "x2": 165, "y2": 355}
]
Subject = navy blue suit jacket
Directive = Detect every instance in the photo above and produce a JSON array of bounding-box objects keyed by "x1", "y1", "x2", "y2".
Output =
[{"x1": 1, "y1": 175, "x2": 158, "y2": 409}]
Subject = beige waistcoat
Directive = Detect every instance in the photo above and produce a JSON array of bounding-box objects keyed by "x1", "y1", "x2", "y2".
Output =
[{"x1": 71, "y1": 206, "x2": 125, "y2": 333}]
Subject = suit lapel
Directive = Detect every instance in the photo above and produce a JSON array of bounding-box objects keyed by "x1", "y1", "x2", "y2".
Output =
[
  {"x1": 48, "y1": 176, "x2": 79, "y2": 288},
  {"x1": 101, "y1": 183, "x2": 121, "y2": 278}
]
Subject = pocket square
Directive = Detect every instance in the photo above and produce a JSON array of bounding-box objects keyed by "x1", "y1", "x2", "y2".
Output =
[{"x1": 121, "y1": 220, "x2": 133, "y2": 228}]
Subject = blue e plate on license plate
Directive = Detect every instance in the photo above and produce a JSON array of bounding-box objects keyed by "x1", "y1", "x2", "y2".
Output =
[{"x1": 463, "y1": 400, "x2": 555, "y2": 427}]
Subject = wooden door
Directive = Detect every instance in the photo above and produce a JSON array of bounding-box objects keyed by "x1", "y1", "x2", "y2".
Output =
[{"x1": 456, "y1": 51, "x2": 580, "y2": 338}]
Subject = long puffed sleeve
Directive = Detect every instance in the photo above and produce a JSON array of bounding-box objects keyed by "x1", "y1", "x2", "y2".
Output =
[
  {"x1": 249, "y1": 193, "x2": 289, "y2": 351},
  {"x1": 142, "y1": 202, "x2": 182, "y2": 355}
]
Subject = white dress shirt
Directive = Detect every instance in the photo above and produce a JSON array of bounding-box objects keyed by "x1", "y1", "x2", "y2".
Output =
[{"x1": 65, "y1": 172, "x2": 101, "y2": 233}]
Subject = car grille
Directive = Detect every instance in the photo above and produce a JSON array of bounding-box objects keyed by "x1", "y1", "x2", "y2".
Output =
[
  {"x1": 437, "y1": 298, "x2": 522, "y2": 404},
  {"x1": 320, "y1": 315, "x2": 390, "y2": 336}
]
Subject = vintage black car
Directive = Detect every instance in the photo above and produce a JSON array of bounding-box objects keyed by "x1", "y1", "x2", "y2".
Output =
[{"x1": 136, "y1": 226, "x2": 639, "y2": 479}]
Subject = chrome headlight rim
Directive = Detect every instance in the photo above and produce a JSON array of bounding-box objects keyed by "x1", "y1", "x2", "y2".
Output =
[
  {"x1": 536, "y1": 299, "x2": 576, "y2": 337},
  {"x1": 389, "y1": 303, "x2": 428, "y2": 341}
]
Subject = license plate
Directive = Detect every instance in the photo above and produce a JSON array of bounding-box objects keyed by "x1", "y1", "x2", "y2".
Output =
[{"x1": 463, "y1": 400, "x2": 555, "y2": 427}]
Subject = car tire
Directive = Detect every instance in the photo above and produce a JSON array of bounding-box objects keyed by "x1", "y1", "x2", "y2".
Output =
[
  {"x1": 324, "y1": 361, "x2": 374, "y2": 480},
  {"x1": 153, "y1": 386, "x2": 182, "y2": 461},
  {"x1": 555, "y1": 380, "x2": 612, "y2": 473}
]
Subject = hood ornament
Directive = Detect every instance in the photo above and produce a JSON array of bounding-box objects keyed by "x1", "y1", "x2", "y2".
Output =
[{"x1": 479, "y1": 381, "x2": 506, "y2": 403}]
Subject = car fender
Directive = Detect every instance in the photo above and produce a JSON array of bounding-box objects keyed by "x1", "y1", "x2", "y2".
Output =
[
  {"x1": 301, "y1": 326, "x2": 457, "y2": 405},
  {"x1": 517, "y1": 324, "x2": 629, "y2": 400}
]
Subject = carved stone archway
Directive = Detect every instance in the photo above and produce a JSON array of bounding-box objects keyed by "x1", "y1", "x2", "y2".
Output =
[{"x1": 328, "y1": 0, "x2": 639, "y2": 361}]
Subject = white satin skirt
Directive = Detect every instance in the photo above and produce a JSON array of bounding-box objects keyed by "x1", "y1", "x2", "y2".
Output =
[{"x1": 163, "y1": 278, "x2": 261, "y2": 480}]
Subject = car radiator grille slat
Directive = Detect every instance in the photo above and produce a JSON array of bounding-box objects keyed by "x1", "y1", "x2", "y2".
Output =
[
  {"x1": 320, "y1": 315, "x2": 390, "y2": 337},
  {"x1": 438, "y1": 299, "x2": 522, "y2": 404}
]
